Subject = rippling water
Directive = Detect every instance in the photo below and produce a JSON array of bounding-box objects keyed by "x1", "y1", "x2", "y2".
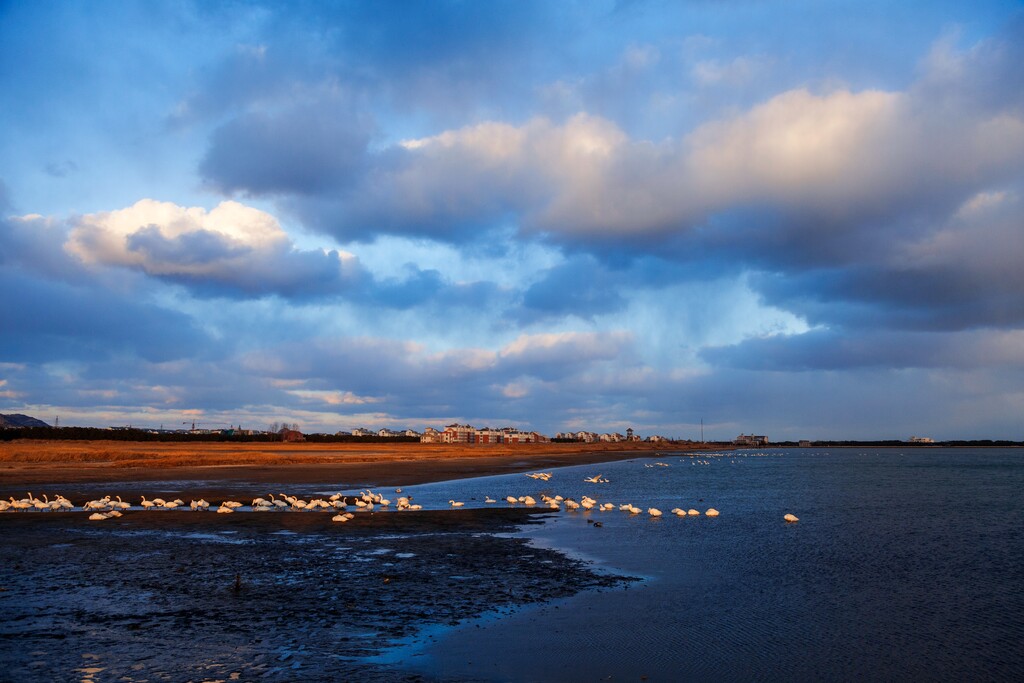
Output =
[{"x1": 388, "y1": 448, "x2": 1024, "y2": 682}]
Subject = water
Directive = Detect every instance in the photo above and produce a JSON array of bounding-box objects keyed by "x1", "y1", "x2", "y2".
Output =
[{"x1": 392, "y1": 449, "x2": 1024, "y2": 681}]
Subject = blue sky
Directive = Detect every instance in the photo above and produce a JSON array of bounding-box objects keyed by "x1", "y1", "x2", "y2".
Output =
[{"x1": 2, "y1": 0, "x2": 1022, "y2": 440}]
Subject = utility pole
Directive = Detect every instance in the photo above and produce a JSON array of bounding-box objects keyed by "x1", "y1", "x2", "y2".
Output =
[{"x1": 700, "y1": 418, "x2": 704, "y2": 443}]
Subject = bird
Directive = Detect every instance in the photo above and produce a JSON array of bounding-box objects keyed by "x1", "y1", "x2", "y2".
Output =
[
  {"x1": 705, "y1": 508, "x2": 720, "y2": 517},
  {"x1": 140, "y1": 496, "x2": 156, "y2": 509},
  {"x1": 784, "y1": 513, "x2": 799, "y2": 523},
  {"x1": 88, "y1": 512, "x2": 111, "y2": 521},
  {"x1": 505, "y1": 496, "x2": 518, "y2": 504},
  {"x1": 449, "y1": 500, "x2": 465, "y2": 507},
  {"x1": 484, "y1": 497, "x2": 497, "y2": 503},
  {"x1": 648, "y1": 508, "x2": 663, "y2": 517},
  {"x1": 687, "y1": 509, "x2": 700, "y2": 516}
]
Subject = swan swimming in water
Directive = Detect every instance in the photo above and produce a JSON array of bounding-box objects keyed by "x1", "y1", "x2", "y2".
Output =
[{"x1": 449, "y1": 500, "x2": 465, "y2": 507}]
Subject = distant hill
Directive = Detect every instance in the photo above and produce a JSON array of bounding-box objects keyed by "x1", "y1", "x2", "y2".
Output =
[{"x1": 0, "y1": 413, "x2": 51, "y2": 428}]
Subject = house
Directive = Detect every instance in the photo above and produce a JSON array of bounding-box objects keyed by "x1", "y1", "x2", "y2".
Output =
[{"x1": 279, "y1": 428, "x2": 304, "y2": 442}]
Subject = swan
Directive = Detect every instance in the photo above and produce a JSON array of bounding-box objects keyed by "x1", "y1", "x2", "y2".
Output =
[
  {"x1": 88, "y1": 512, "x2": 110, "y2": 521},
  {"x1": 564, "y1": 499, "x2": 580, "y2": 510},
  {"x1": 520, "y1": 496, "x2": 536, "y2": 506},
  {"x1": 648, "y1": 508, "x2": 663, "y2": 517},
  {"x1": 484, "y1": 497, "x2": 496, "y2": 504},
  {"x1": 216, "y1": 504, "x2": 234, "y2": 513},
  {"x1": 687, "y1": 509, "x2": 700, "y2": 516},
  {"x1": 140, "y1": 496, "x2": 156, "y2": 509},
  {"x1": 505, "y1": 496, "x2": 518, "y2": 504},
  {"x1": 333, "y1": 497, "x2": 349, "y2": 509},
  {"x1": 784, "y1": 513, "x2": 799, "y2": 523},
  {"x1": 449, "y1": 500, "x2": 465, "y2": 507},
  {"x1": 705, "y1": 508, "x2": 720, "y2": 517},
  {"x1": 270, "y1": 494, "x2": 288, "y2": 509}
]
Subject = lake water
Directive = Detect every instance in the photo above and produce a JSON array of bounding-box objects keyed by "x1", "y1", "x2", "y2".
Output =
[{"x1": 370, "y1": 448, "x2": 1024, "y2": 681}]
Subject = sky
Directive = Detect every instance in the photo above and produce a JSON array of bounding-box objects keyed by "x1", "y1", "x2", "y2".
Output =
[{"x1": 1, "y1": 0, "x2": 1022, "y2": 440}]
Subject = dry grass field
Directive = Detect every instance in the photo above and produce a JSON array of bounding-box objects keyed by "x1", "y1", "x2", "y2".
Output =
[
  {"x1": 0, "y1": 438, "x2": 721, "y2": 488},
  {"x1": 0, "y1": 439, "x2": 674, "y2": 468}
]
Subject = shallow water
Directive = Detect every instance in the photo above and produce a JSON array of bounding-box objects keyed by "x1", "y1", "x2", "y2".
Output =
[{"x1": 401, "y1": 449, "x2": 1024, "y2": 682}]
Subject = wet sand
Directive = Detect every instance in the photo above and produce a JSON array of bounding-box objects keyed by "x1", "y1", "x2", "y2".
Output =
[{"x1": 0, "y1": 509, "x2": 638, "y2": 682}]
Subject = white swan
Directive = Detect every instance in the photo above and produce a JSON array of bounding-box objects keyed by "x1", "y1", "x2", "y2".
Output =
[
  {"x1": 449, "y1": 500, "x2": 465, "y2": 507},
  {"x1": 648, "y1": 508, "x2": 663, "y2": 517},
  {"x1": 784, "y1": 513, "x2": 799, "y2": 523},
  {"x1": 705, "y1": 508, "x2": 720, "y2": 517},
  {"x1": 140, "y1": 496, "x2": 156, "y2": 509},
  {"x1": 484, "y1": 497, "x2": 496, "y2": 503}
]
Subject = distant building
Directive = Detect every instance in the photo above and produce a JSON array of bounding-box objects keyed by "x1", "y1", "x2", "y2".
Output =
[
  {"x1": 279, "y1": 428, "x2": 304, "y2": 442},
  {"x1": 799, "y1": 440, "x2": 812, "y2": 447},
  {"x1": 734, "y1": 434, "x2": 769, "y2": 447},
  {"x1": 909, "y1": 436, "x2": 935, "y2": 443},
  {"x1": 420, "y1": 427, "x2": 442, "y2": 443}
]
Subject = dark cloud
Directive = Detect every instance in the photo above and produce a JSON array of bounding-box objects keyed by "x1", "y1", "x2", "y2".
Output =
[
  {"x1": 361, "y1": 264, "x2": 502, "y2": 310},
  {"x1": 521, "y1": 257, "x2": 629, "y2": 319},
  {"x1": 0, "y1": 271, "x2": 211, "y2": 364},
  {"x1": 200, "y1": 102, "x2": 373, "y2": 196},
  {"x1": 702, "y1": 328, "x2": 1024, "y2": 372},
  {"x1": 126, "y1": 225, "x2": 253, "y2": 265}
]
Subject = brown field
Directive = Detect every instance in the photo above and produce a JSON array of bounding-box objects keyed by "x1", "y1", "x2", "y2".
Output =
[{"x1": 0, "y1": 438, "x2": 726, "y2": 489}]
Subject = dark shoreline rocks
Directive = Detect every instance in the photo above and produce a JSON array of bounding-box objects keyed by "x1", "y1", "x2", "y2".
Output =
[{"x1": 0, "y1": 509, "x2": 637, "y2": 681}]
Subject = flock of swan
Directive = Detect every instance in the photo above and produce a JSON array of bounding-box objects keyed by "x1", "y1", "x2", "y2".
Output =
[{"x1": 1, "y1": 456, "x2": 799, "y2": 523}]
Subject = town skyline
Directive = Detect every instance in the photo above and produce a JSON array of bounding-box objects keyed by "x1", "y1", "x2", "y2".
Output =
[{"x1": 2, "y1": 1, "x2": 1023, "y2": 441}]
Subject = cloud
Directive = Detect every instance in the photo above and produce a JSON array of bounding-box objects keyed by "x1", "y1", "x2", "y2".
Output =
[
  {"x1": 703, "y1": 328, "x2": 1024, "y2": 372},
  {"x1": 199, "y1": 100, "x2": 374, "y2": 196},
  {"x1": 65, "y1": 199, "x2": 362, "y2": 299}
]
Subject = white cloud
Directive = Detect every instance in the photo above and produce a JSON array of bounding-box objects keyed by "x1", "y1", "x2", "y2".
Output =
[{"x1": 64, "y1": 199, "x2": 360, "y2": 298}]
